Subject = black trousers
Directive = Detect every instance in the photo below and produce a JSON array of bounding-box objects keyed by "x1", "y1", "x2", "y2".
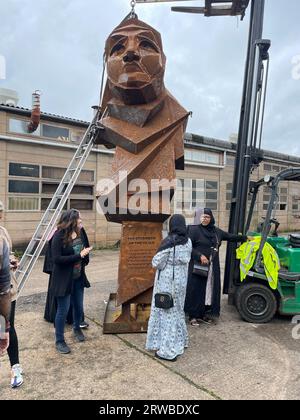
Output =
[{"x1": 7, "y1": 300, "x2": 19, "y2": 367}]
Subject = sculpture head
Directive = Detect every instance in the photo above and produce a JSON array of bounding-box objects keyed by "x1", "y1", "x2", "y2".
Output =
[{"x1": 105, "y1": 18, "x2": 166, "y2": 105}]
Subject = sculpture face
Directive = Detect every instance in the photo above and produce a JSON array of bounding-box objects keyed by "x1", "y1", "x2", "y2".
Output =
[{"x1": 105, "y1": 19, "x2": 166, "y2": 104}]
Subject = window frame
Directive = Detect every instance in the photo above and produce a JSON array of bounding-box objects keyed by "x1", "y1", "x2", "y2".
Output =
[{"x1": 7, "y1": 162, "x2": 95, "y2": 213}]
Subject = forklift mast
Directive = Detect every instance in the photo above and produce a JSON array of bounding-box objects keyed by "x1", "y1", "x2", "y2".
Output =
[
  {"x1": 135, "y1": 0, "x2": 271, "y2": 302},
  {"x1": 223, "y1": 0, "x2": 271, "y2": 302}
]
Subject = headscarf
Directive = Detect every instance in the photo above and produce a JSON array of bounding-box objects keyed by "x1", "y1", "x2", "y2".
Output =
[
  {"x1": 158, "y1": 214, "x2": 189, "y2": 252},
  {"x1": 193, "y1": 208, "x2": 218, "y2": 246},
  {"x1": 194, "y1": 208, "x2": 215, "y2": 227}
]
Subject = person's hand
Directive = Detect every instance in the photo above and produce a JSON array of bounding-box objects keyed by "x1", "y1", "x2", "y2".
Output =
[
  {"x1": 200, "y1": 255, "x2": 209, "y2": 265},
  {"x1": 0, "y1": 333, "x2": 9, "y2": 356},
  {"x1": 80, "y1": 247, "x2": 93, "y2": 258},
  {"x1": 10, "y1": 258, "x2": 19, "y2": 271}
]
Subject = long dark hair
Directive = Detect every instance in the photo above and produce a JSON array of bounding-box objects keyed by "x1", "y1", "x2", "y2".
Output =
[{"x1": 57, "y1": 209, "x2": 80, "y2": 246}]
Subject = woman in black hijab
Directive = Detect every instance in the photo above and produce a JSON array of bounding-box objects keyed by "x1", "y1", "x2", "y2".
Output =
[{"x1": 184, "y1": 208, "x2": 247, "y2": 326}]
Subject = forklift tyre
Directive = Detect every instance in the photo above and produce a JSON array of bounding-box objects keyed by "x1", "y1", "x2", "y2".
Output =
[{"x1": 236, "y1": 282, "x2": 277, "y2": 324}]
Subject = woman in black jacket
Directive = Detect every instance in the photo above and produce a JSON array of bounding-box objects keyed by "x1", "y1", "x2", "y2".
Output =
[
  {"x1": 44, "y1": 226, "x2": 90, "y2": 328},
  {"x1": 185, "y1": 208, "x2": 248, "y2": 326},
  {"x1": 50, "y1": 209, "x2": 92, "y2": 354}
]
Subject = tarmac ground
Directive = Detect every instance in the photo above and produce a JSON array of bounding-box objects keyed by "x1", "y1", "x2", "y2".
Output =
[{"x1": 0, "y1": 249, "x2": 299, "y2": 400}]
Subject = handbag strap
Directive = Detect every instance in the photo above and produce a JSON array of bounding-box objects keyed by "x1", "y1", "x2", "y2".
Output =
[
  {"x1": 157, "y1": 244, "x2": 176, "y2": 299},
  {"x1": 172, "y1": 244, "x2": 176, "y2": 300}
]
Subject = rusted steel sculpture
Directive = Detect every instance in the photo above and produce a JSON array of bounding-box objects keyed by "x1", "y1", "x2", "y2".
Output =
[{"x1": 95, "y1": 16, "x2": 189, "y2": 333}]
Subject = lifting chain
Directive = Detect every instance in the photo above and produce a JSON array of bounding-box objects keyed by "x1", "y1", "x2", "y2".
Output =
[{"x1": 130, "y1": 0, "x2": 137, "y2": 18}]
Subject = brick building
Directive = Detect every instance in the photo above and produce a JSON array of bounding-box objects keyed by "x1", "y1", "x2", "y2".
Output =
[{"x1": 0, "y1": 94, "x2": 300, "y2": 248}]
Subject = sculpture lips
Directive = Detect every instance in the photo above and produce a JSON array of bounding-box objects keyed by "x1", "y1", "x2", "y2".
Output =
[{"x1": 123, "y1": 63, "x2": 141, "y2": 73}]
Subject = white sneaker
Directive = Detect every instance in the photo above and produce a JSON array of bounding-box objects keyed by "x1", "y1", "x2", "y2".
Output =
[{"x1": 11, "y1": 364, "x2": 24, "y2": 389}]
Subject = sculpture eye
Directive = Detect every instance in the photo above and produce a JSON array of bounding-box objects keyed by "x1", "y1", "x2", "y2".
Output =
[
  {"x1": 110, "y1": 43, "x2": 125, "y2": 56},
  {"x1": 139, "y1": 40, "x2": 158, "y2": 53}
]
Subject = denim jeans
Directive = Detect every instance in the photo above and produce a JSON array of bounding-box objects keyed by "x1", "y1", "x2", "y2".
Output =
[{"x1": 55, "y1": 280, "x2": 84, "y2": 343}]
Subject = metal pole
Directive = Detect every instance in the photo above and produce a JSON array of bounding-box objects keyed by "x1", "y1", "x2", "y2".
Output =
[{"x1": 224, "y1": 0, "x2": 265, "y2": 298}]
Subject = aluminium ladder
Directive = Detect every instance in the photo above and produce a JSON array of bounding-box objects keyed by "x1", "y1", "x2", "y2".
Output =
[{"x1": 15, "y1": 113, "x2": 102, "y2": 298}]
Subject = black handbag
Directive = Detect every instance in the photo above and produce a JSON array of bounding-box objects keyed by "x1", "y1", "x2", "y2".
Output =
[
  {"x1": 193, "y1": 263, "x2": 210, "y2": 278},
  {"x1": 193, "y1": 232, "x2": 220, "y2": 278},
  {"x1": 155, "y1": 292, "x2": 174, "y2": 309},
  {"x1": 154, "y1": 246, "x2": 175, "y2": 310}
]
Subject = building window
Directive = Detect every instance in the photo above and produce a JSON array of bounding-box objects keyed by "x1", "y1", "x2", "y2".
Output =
[
  {"x1": 262, "y1": 191, "x2": 287, "y2": 212},
  {"x1": 70, "y1": 200, "x2": 94, "y2": 211},
  {"x1": 8, "y1": 118, "x2": 41, "y2": 136},
  {"x1": 8, "y1": 197, "x2": 39, "y2": 211},
  {"x1": 206, "y1": 192, "x2": 218, "y2": 201},
  {"x1": 41, "y1": 183, "x2": 60, "y2": 194},
  {"x1": 42, "y1": 166, "x2": 65, "y2": 179},
  {"x1": 78, "y1": 170, "x2": 95, "y2": 183},
  {"x1": 71, "y1": 129, "x2": 85, "y2": 143},
  {"x1": 8, "y1": 162, "x2": 95, "y2": 212},
  {"x1": 175, "y1": 179, "x2": 218, "y2": 213},
  {"x1": 264, "y1": 163, "x2": 286, "y2": 174},
  {"x1": 226, "y1": 156, "x2": 236, "y2": 166},
  {"x1": 71, "y1": 185, "x2": 94, "y2": 195},
  {"x1": 185, "y1": 150, "x2": 220, "y2": 165},
  {"x1": 9, "y1": 163, "x2": 40, "y2": 178},
  {"x1": 42, "y1": 124, "x2": 70, "y2": 141},
  {"x1": 226, "y1": 183, "x2": 233, "y2": 211},
  {"x1": 292, "y1": 196, "x2": 300, "y2": 212},
  {"x1": 41, "y1": 198, "x2": 67, "y2": 211},
  {"x1": 206, "y1": 181, "x2": 218, "y2": 190},
  {"x1": 9, "y1": 180, "x2": 39, "y2": 194}
]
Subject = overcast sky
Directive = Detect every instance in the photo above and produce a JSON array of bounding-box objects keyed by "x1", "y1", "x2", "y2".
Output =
[{"x1": 0, "y1": 0, "x2": 299, "y2": 155}]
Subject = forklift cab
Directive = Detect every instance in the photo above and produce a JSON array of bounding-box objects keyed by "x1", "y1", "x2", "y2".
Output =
[{"x1": 235, "y1": 168, "x2": 300, "y2": 323}]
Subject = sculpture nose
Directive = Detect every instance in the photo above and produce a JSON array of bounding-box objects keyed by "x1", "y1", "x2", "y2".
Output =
[{"x1": 123, "y1": 50, "x2": 140, "y2": 63}]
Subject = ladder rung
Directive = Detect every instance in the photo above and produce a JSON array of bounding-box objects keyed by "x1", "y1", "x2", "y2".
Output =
[
  {"x1": 26, "y1": 254, "x2": 34, "y2": 257},
  {"x1": 33, "y1": 237, "x2": 42, "y2": 241},
  {"x1": 76, "y1": 155, "x2": 84, "y2": 159}
]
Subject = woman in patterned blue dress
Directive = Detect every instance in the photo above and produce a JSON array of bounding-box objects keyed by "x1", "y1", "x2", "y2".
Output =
[{"x1": 146, "y1": 215, "x2": 192, "y2": 362}]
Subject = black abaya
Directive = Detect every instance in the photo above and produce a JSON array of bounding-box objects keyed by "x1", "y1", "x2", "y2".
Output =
[{"x1": 184, "y1": 224, "x2": 246, "y2": 319}]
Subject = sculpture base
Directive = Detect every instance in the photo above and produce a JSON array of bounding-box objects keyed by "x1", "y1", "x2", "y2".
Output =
[
  {"x1": 117, "y1": 221, "x2": 162, "y2": 306},
  {"x1": 103, "y1": 293, "x2": 151, "y2": 334},
  {"x1": 103, "y1": 221, "x2": 162, "y2": 334}
]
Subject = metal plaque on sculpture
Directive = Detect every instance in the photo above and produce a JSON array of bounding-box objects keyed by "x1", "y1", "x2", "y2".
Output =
[{"x1": 118, "y1": 222, "x2": 162, "y2": 305}]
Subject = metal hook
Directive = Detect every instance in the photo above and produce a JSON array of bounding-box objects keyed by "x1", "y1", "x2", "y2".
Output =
[{"x1": 130, "y1": 0, "x2": 137, "y2": 18}]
